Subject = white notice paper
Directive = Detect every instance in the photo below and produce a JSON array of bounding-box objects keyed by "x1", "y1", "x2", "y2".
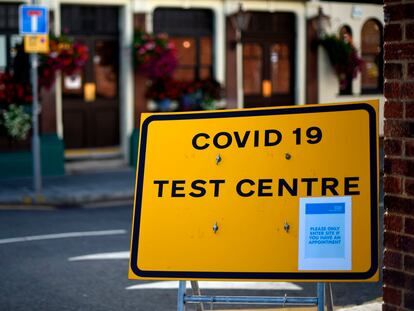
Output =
[
  {"x1": 298, "y1": 196, "x2": 352, "y2": 270},
  {"x1": 64, "y1": 74, "x2": 82, "y2": 90}
]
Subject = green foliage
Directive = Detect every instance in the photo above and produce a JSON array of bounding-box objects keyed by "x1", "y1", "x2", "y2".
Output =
[
  {"x1": 318, "y1": 34, "x2": 363, "y2": 89},
  {"x1": 319, "y1": 35, "x2": 352, "y2": 69},
  {"x1": 0, "y1": 104, "x2": 31, "y2": 140}
]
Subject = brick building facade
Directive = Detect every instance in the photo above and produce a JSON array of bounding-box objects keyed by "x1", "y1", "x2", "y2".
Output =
[{"x1": 383, "y1": 0, "x2": 414, "y2": 309}]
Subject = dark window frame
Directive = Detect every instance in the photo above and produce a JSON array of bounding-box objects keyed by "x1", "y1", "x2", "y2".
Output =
[
  {"x1": 153, "y1": 7, "x2": 215, "y2": 81},
  {"x1": 360, "y1": 19, "x2": 383, "y2": 95},
  {"x1": 240, "y1": 11, "x2": 297, "y2": 107},
  {"x1": 0, "y1": 3, "x2": 21, "y2": 72},
  {"x1": 61, "y1": 5, "x2": 119, "y2": 36}
]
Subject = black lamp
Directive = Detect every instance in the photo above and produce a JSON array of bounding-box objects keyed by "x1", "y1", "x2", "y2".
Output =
[
  {"x1": 230, "y1": 3, "x2": 251, "y2": 42},
  {"x1": 312, "y1": 7, "x2": 331, "y2": 39}
]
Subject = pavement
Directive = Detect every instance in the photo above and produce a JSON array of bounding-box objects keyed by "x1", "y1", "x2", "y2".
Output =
[
  {"x1": 215, "y1": 303, "x2": 383, "y2": 310},
  {"x1": 0, "y1": 167, "x2": 136, "y2": 207}
]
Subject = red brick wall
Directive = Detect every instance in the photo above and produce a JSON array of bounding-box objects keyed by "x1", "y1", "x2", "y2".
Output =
[{"x1": 383, "y1": 0, "x2": 414, "y2": 310}]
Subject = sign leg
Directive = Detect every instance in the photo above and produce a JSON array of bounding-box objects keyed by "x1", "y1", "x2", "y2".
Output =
[
  {"x1": 317, "y1": 282, "x2": 325, "y2": 311},
  {"x1": 177, "y1": 281, "x2": 186, "y2": 311},
  {"x1": 190, "y1": 281, "x2": 204, "y2": 311},
  {"x1": 326, "y1": 283, "x2": 334, "y2": 311}
]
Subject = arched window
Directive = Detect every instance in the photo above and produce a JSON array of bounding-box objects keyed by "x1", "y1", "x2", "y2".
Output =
[{"x1": 361, "y1": 19, "x2": 383, "y2": 94}]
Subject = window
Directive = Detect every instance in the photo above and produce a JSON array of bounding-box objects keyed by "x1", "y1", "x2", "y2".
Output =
[
  {"x1": 170, "y1": 37, "x2": 196, "y2": 81},
  {"x1": 240, "y1": 12, "x2": 295, "y2": 107},
  {"x1": 94, "y1": 40, "x2": 118, "y2": 99},
  {"x1": 0, "y1": 3, "x2": 21, "y2": 73},
  {"x1": 243, "y1": 43, "x2": 262, "y2": 95},
  {"x1": 153, "y1": 8, "x2": 214, "y2": 81},
  {"x1": 270, "y1": 43, "x2": 290, "y2": 94},
  {"x1": 242, "y1": 43, "x2": 291, "y2": 96},
  {"x1": 361, "y1": 19, "x2": 383, "y2": 94},
  {"x1": 61, "y1": 5, "x2": 118, "y2": 36}
]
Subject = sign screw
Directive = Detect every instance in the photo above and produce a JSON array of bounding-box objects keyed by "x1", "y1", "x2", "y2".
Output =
[
  {"x1": 284, "y1": 221, "x2": 290, "y2": 233},
  {"x1": 213, "y1": 222, "x2": 219, "y2": 233},
  {"x1": 216, "y1": 154, "x2": 222, "y2": 165},
  {"x1": 285, "y1": 153, "x2": 291, "y2": 160}
]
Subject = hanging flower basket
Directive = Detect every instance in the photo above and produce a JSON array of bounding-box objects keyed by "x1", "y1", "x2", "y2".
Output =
[
  {"x1": 0, "y1": 72, "x2": 32, "y2": 106},
  {"x1": 145, "y1": 78, "x2": 223, "y2": 112},
  {"x1": 0, "y1": 36, "x2": 88, "y2": 141},
  {"x1": 0, "y1": 70, "x2": 33, "y2": 141},
  {"x1": 133, "y1": 30, "x2": 178, "y2": 79},
  {"x1": 145, "y1": 78, "x2": 181, "y2": 111},
  {"x1": 0, "y1": 104, "x2": 31, "y2": 141},
  {"x1": 318, "y1": 35, "x2": 363, "y2": 90},
  {"x1": 39, "y1": 35, "x2": 89, "y2": 89}
]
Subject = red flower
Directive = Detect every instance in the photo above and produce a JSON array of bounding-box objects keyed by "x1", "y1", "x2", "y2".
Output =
[
  {"x1": 0, "y1": 72, "x2": 32, "y2": 105},
  {"x1": 37, "y1": 35, "x2": 88, "y2": 89},
  {"x1": 134, "y1": 30, "x2": 178, "y2": 79}
]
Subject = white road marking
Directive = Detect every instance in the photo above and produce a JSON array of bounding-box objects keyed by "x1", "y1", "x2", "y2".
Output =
[
  {"x1": 69, "y1": 251, "x2": 129, "y2": 261},
  {"x1": 126, "y1": 281, "x2": 302, "y2": 291},
  {"x1": 0, "y1": 229, "x2": 127, "y2": 245},
  {"x1": 337, "y1": 302, "x2": 382, "y2": 311},
  {"x1": 69, "y1": 252, "x2": 300, "y2": 292},
  {"x1": 0, "y1": 205, "x2": 55, "y2": 211}
]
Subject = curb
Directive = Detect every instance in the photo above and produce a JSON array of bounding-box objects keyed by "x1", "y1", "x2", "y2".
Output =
[{"x1": 0, "y1": 194, "x2": 134, "y2": 209}]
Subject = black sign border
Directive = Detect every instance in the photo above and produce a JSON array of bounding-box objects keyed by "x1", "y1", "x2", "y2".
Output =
[{"x1": 130, "y1": 103, "x2": 378, "y2": 280}]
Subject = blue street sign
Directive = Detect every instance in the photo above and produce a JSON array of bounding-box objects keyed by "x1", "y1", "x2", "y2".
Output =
[{"x1": 19, "y1": 5, "x2": 48, "y2": 35}]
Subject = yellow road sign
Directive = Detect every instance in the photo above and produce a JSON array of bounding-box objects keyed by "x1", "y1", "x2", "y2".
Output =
[
  {"x1": 24, "y1": 35, "x2": 49, "y2": 53},
  {"x1": 129, "y1": 100, "x2": 379, "y2": 281}
]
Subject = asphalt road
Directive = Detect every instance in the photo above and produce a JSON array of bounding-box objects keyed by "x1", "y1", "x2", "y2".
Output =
[{"x1": 0, "y1": 205, "x2": 381, "y2": 311}]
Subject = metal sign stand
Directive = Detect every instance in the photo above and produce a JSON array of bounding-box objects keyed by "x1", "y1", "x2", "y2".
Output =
[{"x1": 177, "y1": 281, "x2": 325, "y2": 311}]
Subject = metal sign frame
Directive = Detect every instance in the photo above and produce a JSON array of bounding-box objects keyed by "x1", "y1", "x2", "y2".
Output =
[{"x1": 177, "y1": 281, "x2": 326, "y2": 311}]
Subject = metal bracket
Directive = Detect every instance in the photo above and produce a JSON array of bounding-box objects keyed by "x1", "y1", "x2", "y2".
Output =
[{"x1": 177, "y1": 281, "x2": 326, "y2": 311}]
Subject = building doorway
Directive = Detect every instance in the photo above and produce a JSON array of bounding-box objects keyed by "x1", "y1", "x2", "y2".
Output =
[
  {"x1": 61, "y1": 5, "x2": 119, "y2": 149},
  {"x1": 242, "y1": 12, "x2": 296, "y2": 108}
]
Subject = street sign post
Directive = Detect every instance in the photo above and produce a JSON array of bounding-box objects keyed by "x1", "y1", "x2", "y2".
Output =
[
  {"x1": 129, "y1": 100, "x2": 379, "y2": 282},
  {"x1": 19, "y1": 4, "x2": 49, "y2": 193}
]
